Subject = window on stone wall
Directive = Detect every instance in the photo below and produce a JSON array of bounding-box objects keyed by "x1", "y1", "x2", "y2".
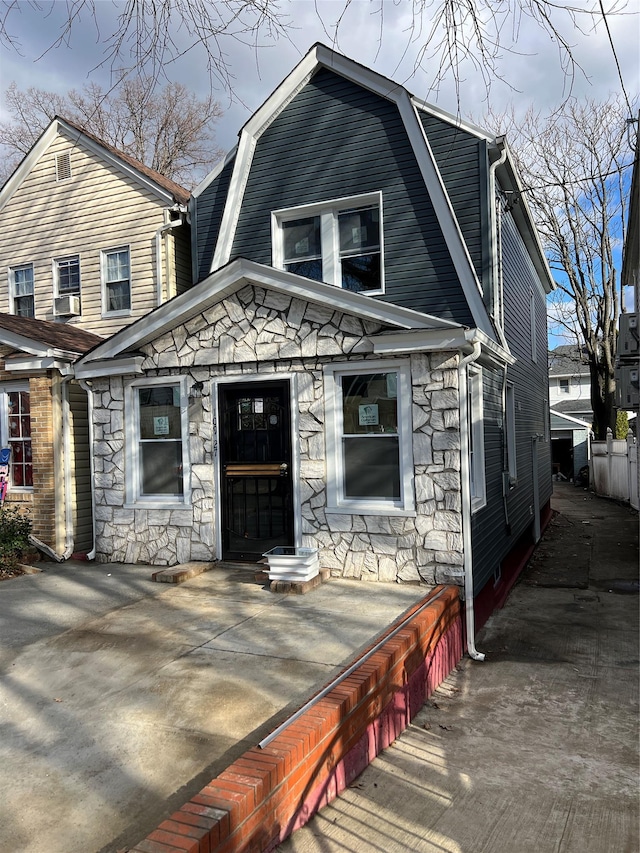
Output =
[
  {"x1": 324, "y1": 360, "x2": 413, "y2": 513},
  {"x1": 125, "y1": 377, "x2": 190, "y2": 507},
  {"x1": 0, "y1": 386, "x2": 33, "y2": 490}
]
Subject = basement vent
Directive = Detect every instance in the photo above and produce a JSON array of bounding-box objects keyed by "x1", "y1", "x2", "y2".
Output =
[{"x1": 56, "y1": 152, "x2": 71, "y2": 182}]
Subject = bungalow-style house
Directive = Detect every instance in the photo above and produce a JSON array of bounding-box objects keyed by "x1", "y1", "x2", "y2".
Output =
[
  {"x1": 0, "y1": 117, "x2": 191, "y2": 557},
  {"x1": 75, "y1": 45, "x2": 554, "y2": 643}
]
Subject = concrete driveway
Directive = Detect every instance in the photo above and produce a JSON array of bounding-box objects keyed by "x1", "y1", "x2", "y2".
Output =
[
  {"x1": 0, "y1": 562, "x2": 427, "y2": 853},
  {"x1": 278, "y1": 483, "x2": 639, "y2": 853}
]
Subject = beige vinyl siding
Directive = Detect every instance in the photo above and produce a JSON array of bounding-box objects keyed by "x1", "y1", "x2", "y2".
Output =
[
  {"x1": 67, "y1": 381, "x2": 93, "y2": 553},
  {"x1": 0, "y1": 130, "x2": 180, "y2": 337}
]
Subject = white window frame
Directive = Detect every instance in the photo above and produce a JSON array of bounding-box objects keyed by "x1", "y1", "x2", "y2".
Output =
[
  {"x1": 324, "y1": 360, "x2": 414, "y2": 515},
  {"x1": 8, "y1": 264, "x2": 35, "y2": 318},
  {"x1": 272, "y1": 192, "x2": 384, "y2": 294},
  {"x1": 506, "y1": 381, "x2": 517, "y2": 486},
  {"x1": 124, "y1": 375, "x2": 191, "y2": 508},
  {"x1": 54, "y1": 254, "x2": 81, "y2": 299},
  {"x1": 101, "y1": 245, "x2": 132, "y2": 317},
  {"x1": 468, "y1": 365, "x2": 486, "y2": 513},
  {"x1": 0, "y1": 383, "x2": 33, "y2": 492},
  {"x1": 558, "y1": 378, "x2": 570, "y2": 394}
]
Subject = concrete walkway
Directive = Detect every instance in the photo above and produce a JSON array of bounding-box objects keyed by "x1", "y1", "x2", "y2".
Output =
[
  {"x1": 277, "y1": 483, "x2": 639, "y2": 853},
  {"x1": 0, "y1": 561, "x2": 427, "y2": 853}
]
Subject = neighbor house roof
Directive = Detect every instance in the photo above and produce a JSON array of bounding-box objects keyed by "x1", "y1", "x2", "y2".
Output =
[
  {"x1": 549, "y1": 344, "x2": 590, "y2": 377},
  {"x1": 0, "y1": 313, "x2": 103, "y2": 357},
  {"x1": 0, "y1": 116, "x2": 189, "y2": 209}
]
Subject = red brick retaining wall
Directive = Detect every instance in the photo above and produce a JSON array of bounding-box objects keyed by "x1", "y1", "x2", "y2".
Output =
[{"x1": 128, "y1": 585, "x2": 463, "y2": 853}]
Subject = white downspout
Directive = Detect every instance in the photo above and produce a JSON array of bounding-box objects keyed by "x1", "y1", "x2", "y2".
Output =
[
  {"x1": 78, "y1": 379, "x2": 96, "y2": 560},
  {"x1": 459, "y1": 341, "x2": 485, "y2": 661},
  {"x1": 155, "y1": 207, "x2": 186, "y2": 306}
]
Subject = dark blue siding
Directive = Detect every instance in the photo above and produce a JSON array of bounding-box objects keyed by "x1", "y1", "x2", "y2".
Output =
[
  {"x1": 229, "y1": 68, "x2": 474, "y2": 325},
  {"x1": 471, "y1": 200, "x2": 552, "y2": 594},
  {"x1": 418, "y1": 113, "x2": 490, "y2": 292},
  {"x1": 194, "y1": 155, "x2": 235, "y2": 282}
]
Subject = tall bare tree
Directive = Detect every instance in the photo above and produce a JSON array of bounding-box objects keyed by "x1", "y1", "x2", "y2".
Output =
[
  {"x1": 0, "y1": 0, "x2": 630, "y2": 100},
  {"x1": 0, "y1": 77, "x2": 222, "y2": 187},
  {"x1": 488, "y1": 96, "x2": 636, "y2": 438}
]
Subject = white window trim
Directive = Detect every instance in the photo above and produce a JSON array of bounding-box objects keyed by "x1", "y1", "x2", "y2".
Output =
[
  {"x1": 8, "y1": 263, "x2": 35, "y2": 317},
  {"x1": 124, "y1": 375, "x2": 191, "y2": 509},
  {"x1": 324, "y1": 359, "x2": 414, "y2": 515},
  {"x1": 0, "y1": 382, "x2": 32, "y2": 492},
  {"x1": 101, "y1": 245, "x2": 132, "y2": 317},
  {"x1": 272, "y1": 191, "x2": 384, "y2": 294},
  {"x1": 53, "y1": 254, "x2": 81, "y2": 299},
  {"x1": 468, "y1": 365, "x2": 486, "y2": 513}
]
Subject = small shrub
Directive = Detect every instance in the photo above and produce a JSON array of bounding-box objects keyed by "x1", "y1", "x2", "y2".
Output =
[{"x1": 0, "y1": 504, "x2": 32, "y2": 567}]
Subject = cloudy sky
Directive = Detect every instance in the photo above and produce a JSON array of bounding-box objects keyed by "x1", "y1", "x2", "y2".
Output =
[{"x1": 1, "y1": 0, "x2": 638, "y2": 154}]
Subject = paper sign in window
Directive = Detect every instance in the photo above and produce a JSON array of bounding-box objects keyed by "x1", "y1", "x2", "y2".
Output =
[
  {"x1": 358, "y1": 404, "x2": 379, "y2": 426},
  {"x1": 154, "y1": 416, "x2": 170, "y2": 435}
]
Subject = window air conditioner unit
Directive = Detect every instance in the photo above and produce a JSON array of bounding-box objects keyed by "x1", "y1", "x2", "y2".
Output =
[
  {"x1": 618, "y1": 313, "x2": 639, "y2": 357},
  {"x1": 55, "y1": 295, "x2": 81, "y2": 316}
]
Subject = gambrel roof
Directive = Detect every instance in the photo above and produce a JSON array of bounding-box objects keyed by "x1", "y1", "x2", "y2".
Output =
[{"x1": 192, "y1": 43, "x2": 553, "y2": 345}]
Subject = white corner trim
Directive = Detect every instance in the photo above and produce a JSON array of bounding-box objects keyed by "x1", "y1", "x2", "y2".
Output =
[{"x1": 398, "y1": 93, "x2": 494, "y2": 338}]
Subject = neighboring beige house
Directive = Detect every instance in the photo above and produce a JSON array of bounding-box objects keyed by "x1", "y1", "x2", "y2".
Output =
[{"x1": 0, "y1": 117, "x2": 192, "y2": 557}]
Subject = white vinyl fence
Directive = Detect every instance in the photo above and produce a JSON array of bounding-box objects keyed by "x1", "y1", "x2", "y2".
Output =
[{"x1": 591, "y1": 430, "x2": 639, "y2": 510}]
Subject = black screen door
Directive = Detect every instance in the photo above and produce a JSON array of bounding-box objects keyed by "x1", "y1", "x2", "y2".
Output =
[{"x1": 219, "y1": 381, "x2": 293, "y2": 561}]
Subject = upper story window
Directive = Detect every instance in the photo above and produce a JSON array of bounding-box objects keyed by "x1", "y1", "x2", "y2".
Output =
[
  {"x1": 56, "y1": 255, "x2": 80, "y2": 296},
  {"x1": 9, "y1": 264, "x2": 35, "y2": 318},
  {"x1": 558, "y1": 378, "x2": 570, "y2": 394},
  {"x1": 273, "y1": 193, "x2": 383, "y2": 294},
  {"x1": 102, "y1": 246, "x2": 131, "y2": 315}
]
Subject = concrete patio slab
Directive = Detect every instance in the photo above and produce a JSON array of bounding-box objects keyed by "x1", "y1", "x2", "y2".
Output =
[{"x1": 0, "y1": 562, "x2": 429, "y2": 853}]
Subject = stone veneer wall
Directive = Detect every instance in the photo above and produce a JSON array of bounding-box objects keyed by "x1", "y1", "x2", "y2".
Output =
[{"x1": 92, "y1": 285, "x2": 463, "y2": 583}]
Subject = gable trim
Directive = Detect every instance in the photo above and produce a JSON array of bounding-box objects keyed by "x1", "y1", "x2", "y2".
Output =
[
  {"x1": 206, "y1": 44, "x2": 496, "y2": 339},
  {"x1": 549, "y1": 409, "x2": 592, "y2": 429},
  {"x1": 0, "y1": 118, "x2": 177, "y2": 213},
  {"x1": 76, "y1": 257, "x2": 462, "y2": 367}
]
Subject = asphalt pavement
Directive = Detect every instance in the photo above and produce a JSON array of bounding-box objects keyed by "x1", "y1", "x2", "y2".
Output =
[{"x1": 277, "y1": 483, "x2": 639, "y2": 853}]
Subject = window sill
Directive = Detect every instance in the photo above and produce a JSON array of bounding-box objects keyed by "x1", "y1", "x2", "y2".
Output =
[
  {"x1": 103, "y1": 309, "x2": 133, "y2": 318},
  {"x1": 124, "y1": 500, "x2": 190, "y2": 511},
  {"x1": 471, "y1": 496, "x2": 487, "y2": 514},
  {"x1": 326, "y1": 504, "x2": 416, "y2": 517}
]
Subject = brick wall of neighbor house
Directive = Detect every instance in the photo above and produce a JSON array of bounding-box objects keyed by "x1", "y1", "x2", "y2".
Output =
[
  {"x1": 26, "y1": 375, "x2": 56, "y2": 544},
  {"x1": 91, "y1": 286, "x2": 464, "y2": 581},
  {"x1": 0, "y1": 352, "x2": 57, "y2": 545}
]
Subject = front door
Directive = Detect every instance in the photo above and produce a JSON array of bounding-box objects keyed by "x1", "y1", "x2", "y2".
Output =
[{"x1": 219, "y1": 381, "x2": 293, "y2": 561}]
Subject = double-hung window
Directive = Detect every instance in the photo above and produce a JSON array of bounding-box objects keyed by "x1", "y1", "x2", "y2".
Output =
[
  {"x1": 126, "y1": 377, "x2": 190, "y2": 506},
  {"x1": 0, "y1": 385, "x2": 32, "y2": 489},
  {"x1": 9, "y1": 264, "x2": 35, "y2": 317},
  {"x1": 274, "y1": 193, "x2": 383, "y2": 293},
  {"x1": 325, "y1": 361, "x2": 413, "y2": 513},
  {"x1": 467, "y1": 366, "x2": 486, "y2": 512},
  {"x1": 102, "y1": 246, "x2": 131, "y2": 314}
]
